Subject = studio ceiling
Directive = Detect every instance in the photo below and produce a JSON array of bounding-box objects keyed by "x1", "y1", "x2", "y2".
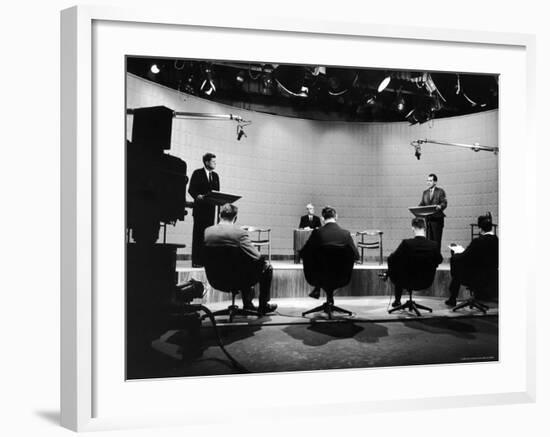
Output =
[{"x1": 127, "y1": 57, "x2": 498, "y2": 123}]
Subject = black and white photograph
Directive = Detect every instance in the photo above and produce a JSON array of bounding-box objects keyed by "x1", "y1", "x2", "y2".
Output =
[{"x1": 125, "y1": 57, "x2": 499, "y2": 379}]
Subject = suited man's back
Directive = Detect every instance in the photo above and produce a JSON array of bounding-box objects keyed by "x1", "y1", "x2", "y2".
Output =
[
  {"x1": 388, "y1": 236, "x2": 442, "y2": 289},
  {"x1": 452, "y1": 233, "x2": 498, "y2": 293},
  {"x1": 303, "y1": 222, "x2": 359, "y2": 256}
]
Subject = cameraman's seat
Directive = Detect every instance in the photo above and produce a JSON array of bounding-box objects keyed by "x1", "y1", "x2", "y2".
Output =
[
  {"x1": 203, "y1": 246, "x2": 261, "y2": 322},
  {"x1": 452, "y1": 276, "x2": 497, "y2": 314},
  {"x1": 301, "y1": 245, "x2": 356, "y2": 319},
  {"x1": 388, "y1": 256, "x2": 438, "y2": 317},
  {"x1": 452, "y1": 288, "x2": 489, "y2": 314}
]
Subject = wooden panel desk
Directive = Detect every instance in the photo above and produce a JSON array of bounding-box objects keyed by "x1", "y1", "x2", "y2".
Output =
[{"x1": 293, "y1": 229, "x2": 313, "y2": 263}]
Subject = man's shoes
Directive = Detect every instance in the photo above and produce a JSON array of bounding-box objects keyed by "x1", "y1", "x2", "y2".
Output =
[
  {"x1": 445, "y1": 298, "x2": 457, "y2": 307},
  {"x1": 309, "y1": 287, "x2": 321, "y2": 299},
  {"x1": 258, "y1": 303, "x2": 278, "y2": 315},
  {"x1": 391, "y1": 300, "x2": 401, "y2": 308}
]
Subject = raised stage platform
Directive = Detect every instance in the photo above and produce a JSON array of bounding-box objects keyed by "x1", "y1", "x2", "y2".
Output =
[{"x1": 176, "y1": 260, "x2": 473, "y2": 303}]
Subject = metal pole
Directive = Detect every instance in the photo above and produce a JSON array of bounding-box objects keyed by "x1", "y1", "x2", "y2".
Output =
[{"x1": 411, "y1": 138, "x2": 498, "y2": 153}]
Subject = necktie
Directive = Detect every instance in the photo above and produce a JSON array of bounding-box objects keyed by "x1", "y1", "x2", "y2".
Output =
[
  {"x1": 208, "y1": 172, "x2": 212, "y2": 185},
  {"x1": 430, "y1": 189, "x2": 434, "y2": 202}
]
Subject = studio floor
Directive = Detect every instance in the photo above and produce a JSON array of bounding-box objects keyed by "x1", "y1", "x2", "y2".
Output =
[{"x1": 128, "y1": 296, "x2": 499, "y2": 380}]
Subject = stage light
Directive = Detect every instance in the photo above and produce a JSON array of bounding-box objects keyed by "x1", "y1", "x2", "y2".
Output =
[
  {"x1": 396, "y1": 98, "x2": 405, "y2": 112},
  {"x1": 365, "y1": 94, "x2": 376, "y2": 105},
  {"x1": 236, "y1": 70, "x2": 245, "y2": 83},
  {"x1": 377, "y1": 75, "x2": 391, "y2": 93},
  {"x1": 395, "y1": 89, "x2": 406, "y2": 112},
  {"x1": 200, "y1": 67, "x2": 216, "y2": 96},
  {"x1": 150, "y1": 64, "x2": 160, "y2": 74}
]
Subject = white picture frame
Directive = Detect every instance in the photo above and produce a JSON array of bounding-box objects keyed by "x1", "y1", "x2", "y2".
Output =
[{"x1": 61, "y1": 5, "x2": 536, "y2": 432}]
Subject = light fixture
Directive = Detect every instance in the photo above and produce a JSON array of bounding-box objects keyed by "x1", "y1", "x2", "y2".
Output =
[
  {"x1": 150, "y1": 64, "x2": 160, "y2": 74},
  {"x1": 394, "y1": 88, "x2": 405, "y2": 112},
  {"x1": 236, "y1": 70, "x2": 245, "y2": 83},
  {"x1": 377, "y1": 75, "x2": 391, "y2": 93},
  {"x1": 200, "y1": 67, "x2": 216, "y2": 96}
]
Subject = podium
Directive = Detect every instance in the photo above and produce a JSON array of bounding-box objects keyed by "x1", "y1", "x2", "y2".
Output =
[
  {"x1": 293, "y1": 229, "x2": 313, "y2": 263},
  {"x1": 408, "y1": 205, "x2": 438, "y2": 217},
  {"x1": 203, "y1": 190, "x2": 241, "y2": 206},
  {"x1": 202, "y1": 190, "x2": 242, "y2": 221}
]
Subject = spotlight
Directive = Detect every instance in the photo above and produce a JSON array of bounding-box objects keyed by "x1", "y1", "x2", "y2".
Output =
[
  {"x1": 396, "y1": 98, "x2": 405, "y2": 112},
  {"x1": 200, "y1": 67, "x2": 216, "y2": 96},
  {"x1": 150, "y1": 64, "x2": 160, "y2": 74},
  {"x1": 377, "y1": 75, "x2": 391, "y2": 93},
  {"x1": 405, "y1": 108, "x2": 418, "y2": 125},
  {"x1": 395, "y1": 90, "x2": 406, "y2": 112},
  {"x1": 365, "y1": 94, "x2": 376, "y2": 105},
  {"x1": 236, "y1": 70, "x2": 245, "y2": 83}
]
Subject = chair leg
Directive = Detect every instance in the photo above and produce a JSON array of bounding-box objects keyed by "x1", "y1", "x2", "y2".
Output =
[
  {"x1": 331, "y1": 304, "x2": 352, "y2": 316},
  {"x1": 452, "y1": 298, "x2": 488, "y2": 314},
  {"x1": 204, "y1": 292, "x2": 261, "y2": 322},
  {"x1": 302, "y1": 290, "x2": 352, "y2": 318},
  {"x1": 388, "y1": 292, "x2": 432, "y2": 316},
  {"x1": 302, "y1": 303, "x2": 327, "y2": 317}
]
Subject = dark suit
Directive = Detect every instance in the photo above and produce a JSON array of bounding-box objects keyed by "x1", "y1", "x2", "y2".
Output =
[
  {"x1": 419, "y1": 186, "x2": 447, "y2": 250},
  {"x1": 298, "y1": 214, "x2": 322, "y2": 229},
  {"x1": 388, "y1": 236, "x2": 443, "y2": 301},
  {"x1": 299, "y1": 222, "x2": 360, "y2": 287},
  {"x1": 188, "y1": 167, "x2": 220, "y2": 266},
  {"x1": 449, "y1": 233, "x2": 499, "y2": 300},
  {"x1": 204, "y1": 223, "x2": 272, "y2": 308}
]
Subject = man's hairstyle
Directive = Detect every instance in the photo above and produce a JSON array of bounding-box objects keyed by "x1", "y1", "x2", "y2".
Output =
[
  {"x1": 202, "y1": 152, "x2": 216, "y2": 165},
  {"x1": 428, "y1": 173, "x2": 438, "y2": 182},
  {"x1": 477, "y1": 214, "x2": 493, "y2": 232},
  {"x1": 219, "y1": 203, "x2": 238, "y2": 220},
  {"x1": 411, "y1": 217, "x2": 426, "y2": 229},
  {"x1": 306, "y1": 203, "x2": 314, "y2": 209},
  {"x1": 321, "y1": 206, "x2": 337, "y2": 220}
]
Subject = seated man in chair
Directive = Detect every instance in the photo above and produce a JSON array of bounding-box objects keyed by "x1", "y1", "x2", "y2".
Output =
[
  {"x1": 300, "y1": 206, "x2": 360, "y2": 299},
  {"x1": 388, "y1": 217, "x2": 443, "y2": 308},
  {"x1": 445, "y1": 214, "x2": 499, "y2": 307},
  {"x1": 204, "y1": 203, "x2": 277, "y2": 315}
]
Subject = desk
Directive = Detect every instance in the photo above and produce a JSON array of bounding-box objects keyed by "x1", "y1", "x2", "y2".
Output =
[{"x1": 293, "y1": 229, "x2": 313, "y2": 263}]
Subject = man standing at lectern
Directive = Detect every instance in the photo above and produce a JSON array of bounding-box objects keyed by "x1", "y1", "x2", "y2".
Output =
[
  {"x1": 189, "y1": 153, "x2": 220, "y2": 267},
  {"x1": 419, "y1": 173, "x2": 447, "y2": 251}
]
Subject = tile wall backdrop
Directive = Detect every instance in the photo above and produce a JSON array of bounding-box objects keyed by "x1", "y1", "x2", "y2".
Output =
[{"x1": 127, "y1": 74, "x2": 498, "y2": 258}]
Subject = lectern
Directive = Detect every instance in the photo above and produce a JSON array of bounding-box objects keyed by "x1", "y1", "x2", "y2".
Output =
[
  {"x1": 408, "y1": 205, "x2": 438, "y2": 218},
  {"x1": 202, "y1": 190, "x2": 242, "y2": 221}
]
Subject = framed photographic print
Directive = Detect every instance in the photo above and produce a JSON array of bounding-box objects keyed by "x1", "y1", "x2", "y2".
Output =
[{"x1": 61, "y1": 5, "x2": 536, "y2": 432}]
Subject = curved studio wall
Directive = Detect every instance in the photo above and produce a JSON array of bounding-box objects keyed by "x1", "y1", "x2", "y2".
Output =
[{"x1": 127, "y1": 73, "x2": 498, "y2": 258}]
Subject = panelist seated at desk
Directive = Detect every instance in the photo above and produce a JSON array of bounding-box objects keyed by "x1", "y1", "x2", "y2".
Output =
[
  {"x1": 204, "y1": 203, "x2": 277, "y2": 315},
  {"x1": 387, "y1": 217, "x2": 443, "y2": 308},
  {"x1": 298, "y1": 203, "x2": 322, "y2": 230},
  {"x1": 299, "y1": 206, "x2": 360, "y2": 299}
]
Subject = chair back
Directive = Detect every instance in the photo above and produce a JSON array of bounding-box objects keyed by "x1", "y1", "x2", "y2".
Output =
[
  {"x1": 203, "y1": 246, "x2": 261, "y2": 293},
  {"x1": 401, "y1": 255, "x2": 438, "y2": 291},
  {"x1": 303, "y1": 244, "x2": 355, "y2": 291}
]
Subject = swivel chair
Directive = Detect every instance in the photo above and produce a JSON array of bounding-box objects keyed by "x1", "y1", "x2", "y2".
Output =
[
  {"x1": 452, "y1": 276, "x2": 497, "y2": 315},
  {"x1": 301, "y1": 245, "x2": 356, "y2": 319},
  {"x1": 387, "y1": 256, "x2": 438, "y2": 317},
  {"x1": 203, "y1": 246, "x2": 262, "y2": 322}
]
